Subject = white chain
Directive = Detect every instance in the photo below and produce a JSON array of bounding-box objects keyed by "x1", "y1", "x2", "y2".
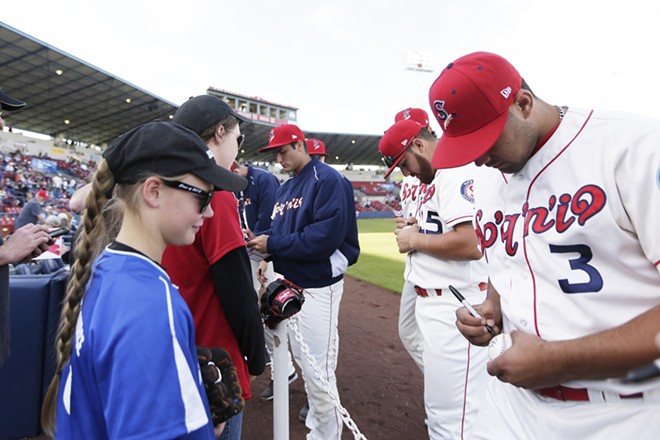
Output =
[{"x1": 288, "y1": 318, "x2": 367, "y2": 440}]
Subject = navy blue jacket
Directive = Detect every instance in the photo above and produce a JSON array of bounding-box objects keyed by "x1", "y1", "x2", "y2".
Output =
[
  {"x1": 236, "y1": 165, "x2": 280, "y2": 234},
  {"x1": 264, "y1": 158, "x2": 360, "y2": 288}
]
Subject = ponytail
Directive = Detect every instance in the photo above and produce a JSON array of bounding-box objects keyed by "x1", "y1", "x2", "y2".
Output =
[{"x1": 41, "y1": 160, "x2": 115, "y2": 437}]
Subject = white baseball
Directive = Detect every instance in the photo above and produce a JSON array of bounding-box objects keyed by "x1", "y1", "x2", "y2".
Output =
[{"x1": 487, "y1": 333, "x2": 512, "y2": 360}]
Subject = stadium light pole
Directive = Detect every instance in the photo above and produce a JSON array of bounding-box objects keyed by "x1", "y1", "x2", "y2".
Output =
[{"x1": 404, "y1": 50, "x2": 438, "y2": 110}]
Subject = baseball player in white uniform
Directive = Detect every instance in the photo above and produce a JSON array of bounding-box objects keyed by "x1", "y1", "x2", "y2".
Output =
[
  {"x1": 431, "y1": 51, "x2": 660, "y2": 439},
  {"x1": 379, "y1": 118, "x2": 489, "y2": 439},
  {"x1": 396, "y1": 174, "x2": 426, "y2": 371},
  {"x1": 392, "y1": 108, "x2": 435, "y2": 372}
]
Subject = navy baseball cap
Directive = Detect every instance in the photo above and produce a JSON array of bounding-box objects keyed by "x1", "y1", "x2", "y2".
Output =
[
  {"x1": 173, "y1": 95, "x2": 250, "y2": 136},
  {"x1": 103, "y1": 121, "x2": 247, "y2": 192},
  {"x1": 0, "y1": 87, "x2": 26, "y2": 111}
]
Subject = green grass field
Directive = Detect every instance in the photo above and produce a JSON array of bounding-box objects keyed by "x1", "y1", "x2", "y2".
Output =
[{"x1": 346, "y1": 218, "x2": 405, "y2": 293}]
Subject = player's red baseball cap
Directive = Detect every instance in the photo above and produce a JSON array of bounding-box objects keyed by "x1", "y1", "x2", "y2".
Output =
[
  {"x1": 36, "y1": 189, "x2": 49, "y2": 200},
  {"x1": 428, "y1": 52, "x2": 522, "y2": 169},
  {"x1": 394, "y1": 108, "x2": 430, "y2": 127},
  {"x1": 378, "y1": 119, "x2": 424, "y2": 178},
  {"x1": 306, "y1": 138, "x2": 327, "y2": 156},
  {"x1": 259, "y1": 124, "x2": 305, "y2": 152}
]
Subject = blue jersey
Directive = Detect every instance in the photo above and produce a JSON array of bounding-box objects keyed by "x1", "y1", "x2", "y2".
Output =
[
  {"x1": 55, "y1": 247, "x2": 214, "y2": 439},
  {"x1": 265, "y1": 158, "x2": 360, "y2": 288},
  {"x1": 236, "y1": 165, "x2": 280, "y2": 234}
]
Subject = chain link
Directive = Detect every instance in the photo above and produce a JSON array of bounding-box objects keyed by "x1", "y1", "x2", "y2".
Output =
[{"x1": 288, "y1": 318, "x2": 367, "y2": 440}]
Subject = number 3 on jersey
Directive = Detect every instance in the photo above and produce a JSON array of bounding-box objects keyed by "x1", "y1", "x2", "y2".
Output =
[
  {"x1": 549, "y1": 244, "x2": 604, "y2": 294},
  {"x1": 420, "y1": 210, "x2": 443, "y2": 234}
]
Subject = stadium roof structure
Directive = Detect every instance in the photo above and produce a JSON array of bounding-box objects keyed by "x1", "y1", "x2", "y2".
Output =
[{"x1": 0, "y1": 21, "x2": 386, "y2": 166}]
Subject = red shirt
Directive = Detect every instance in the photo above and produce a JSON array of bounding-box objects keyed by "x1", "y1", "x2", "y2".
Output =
[{"x1": 162, "y1": 191, "x2": 252, "y2": 399}]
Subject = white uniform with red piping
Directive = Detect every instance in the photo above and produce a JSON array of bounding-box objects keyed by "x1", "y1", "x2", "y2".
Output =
[
  {"x1": 471, "y1": 108, "x2": 660, "y2": 439},
  {"x1": 405, "y1": 165, "x2": 489, "y2": 439},
  {"x1": 397, "y1": 175, "x2": 427, "y2": 371}
]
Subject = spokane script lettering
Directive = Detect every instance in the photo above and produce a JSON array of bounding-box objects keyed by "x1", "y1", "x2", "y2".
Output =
[
  {"x1": 475, "y1": 184, "x2": 607, "y2": 256},
  {"x1": 273, "y1": 197, "x2": 304, "y2": 217}
]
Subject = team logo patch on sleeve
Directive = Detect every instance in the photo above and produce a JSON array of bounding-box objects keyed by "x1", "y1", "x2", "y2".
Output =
[{"x1": 460, "y1": 179, "x2": 475, "y2": 202}]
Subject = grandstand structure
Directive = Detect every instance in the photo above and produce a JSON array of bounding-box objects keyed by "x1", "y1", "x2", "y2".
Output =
[{"x1": 0, "y1": 20, "x2": 403, "y2": 234}]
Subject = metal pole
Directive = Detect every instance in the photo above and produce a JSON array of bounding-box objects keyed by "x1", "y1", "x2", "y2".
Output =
[{"x1": 272, "y1": 321, "x2": 290, "y2": 440}]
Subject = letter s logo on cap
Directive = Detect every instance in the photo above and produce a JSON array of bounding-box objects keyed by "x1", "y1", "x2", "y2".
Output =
[{"x1": 433, "y1": 100, "x2": 450, "y2": 123}]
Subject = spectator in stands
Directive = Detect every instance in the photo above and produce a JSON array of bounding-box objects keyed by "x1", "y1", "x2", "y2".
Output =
[
  {"x1": 162, "y1": 95, "x2": 266, "y2": 440},
  {"x1": 306, "y1": 138, "x2": 327, "y2": 163},
  {"x1": 57, "y1": 212, "x2": 71, "y2": 230},
  {"x1": 45, "y1": 214, "x2": 61, "y2": 228},
  {"x1": 52, "y1": 173, "x2": 63, "y2": 190},
  {"x1": 233, "y1": 160, "x2": 298, "y2": 401},
  {"x1": 13, "y1": 189, "x2": 49, "y2": 230},
  {"x1": 0, "y1": 86, "x2": 52, "y2": 366}
]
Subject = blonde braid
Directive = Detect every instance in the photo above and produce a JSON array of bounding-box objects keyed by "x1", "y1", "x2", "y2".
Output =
[{"x1": 41, "y1": 160, "x2": 115, "y2": 437}]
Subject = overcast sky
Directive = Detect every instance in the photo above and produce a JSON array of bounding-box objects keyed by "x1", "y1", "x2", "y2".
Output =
[{"x1": 3, "y1": 0, "x2": 660, "y2": 136}]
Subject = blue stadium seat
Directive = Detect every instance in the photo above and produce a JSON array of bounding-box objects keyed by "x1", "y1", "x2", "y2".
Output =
[
  {"x1": 38, "y1": 258, "x2": 65, "y2": 274},
  {"x1": 0, "y1": 268, "x2": 68, "y2": 439}
]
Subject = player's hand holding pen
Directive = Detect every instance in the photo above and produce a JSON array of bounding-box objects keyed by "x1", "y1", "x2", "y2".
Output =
[{"x1": 453, "y1": 284, "x2": 502, "y2": 347}]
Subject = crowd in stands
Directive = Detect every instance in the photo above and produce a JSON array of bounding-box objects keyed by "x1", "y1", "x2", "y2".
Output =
[
  {"x1": 0, "y1": 150, "x2": 88, "y2": 237},
  {"x1": 352, "y1": 180, "x2": 401, "y2": 213},
  {"x1": 0, "y1": 150, "x2": 400, "y2": 239}
]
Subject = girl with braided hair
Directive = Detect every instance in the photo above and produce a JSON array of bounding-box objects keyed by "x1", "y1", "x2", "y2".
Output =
[{"x1": 40, "y1": 122, "x2": 247, "y2": 439}]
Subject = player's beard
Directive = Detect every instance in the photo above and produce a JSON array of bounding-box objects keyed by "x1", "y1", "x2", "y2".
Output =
[
  {"x1": 416, "y1": 156, "x2": 436, "y2": 185},
  {"x1": 489, "y1": 112, "x2": 539, "y2": 174}
]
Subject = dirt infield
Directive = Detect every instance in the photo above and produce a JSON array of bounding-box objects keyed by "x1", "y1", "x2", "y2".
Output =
[{"x1": 243, "y1": 276, "x2": 426, "y2": 439}]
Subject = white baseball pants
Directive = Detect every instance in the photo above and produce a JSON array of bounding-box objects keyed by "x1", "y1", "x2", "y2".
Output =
[
  {"x1": 289, "y1": 279, "x2": 344, "y2": 440},
  {"x1": 416, "y1": 283, "x2": 488, "y2": 439},
  {"x1": 399, "y1": 280, "x2": 424, "y2": 371}
]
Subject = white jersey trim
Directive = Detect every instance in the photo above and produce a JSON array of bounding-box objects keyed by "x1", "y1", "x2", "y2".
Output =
[
  {"x1": 159, "y1": 275, "x2": 209, "y2": 432},
  {"x1": 330, "y1": 249, "x2": 349, "y2": 277}
]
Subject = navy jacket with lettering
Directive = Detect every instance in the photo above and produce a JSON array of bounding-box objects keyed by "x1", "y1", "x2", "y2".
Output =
[
  {"x1": 264, "y1": 158, "x2": 360, "y2": 288},
  {"x1": 237, "y1": 165, "x2": 280, "y2": 234}
]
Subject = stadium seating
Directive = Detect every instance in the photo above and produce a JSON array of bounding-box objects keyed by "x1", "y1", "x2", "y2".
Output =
[{"x1": 0, "y1": 269, "x2": 68, "y2": 439}]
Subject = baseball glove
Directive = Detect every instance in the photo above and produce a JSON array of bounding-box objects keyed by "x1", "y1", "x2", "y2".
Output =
[
  {"x1": 260, "y1": 278, "x2": 305, "y2": 329},
  {"x1": 196, "y1": 346, "x2": 244, "y2": 425}
]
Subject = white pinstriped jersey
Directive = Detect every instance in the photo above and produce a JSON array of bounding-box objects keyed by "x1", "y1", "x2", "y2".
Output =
[
  {"x1": 404, "y1": 166, "x2": 487, "y2": 289},
  {"x1": 474, "y1": 108, "x2": 660, "y2": 394}
]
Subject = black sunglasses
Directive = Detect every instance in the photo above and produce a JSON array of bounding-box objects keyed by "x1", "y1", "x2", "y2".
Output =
[
  {"x1": 228, "y1": 128, "x2": 245, "y2": 149},
  {"x1": 161, "y1": 180, "x2": 214, "y2": 213},
  {"x1": 381, "y1": 147, "x2": 407, "y2": 168}
]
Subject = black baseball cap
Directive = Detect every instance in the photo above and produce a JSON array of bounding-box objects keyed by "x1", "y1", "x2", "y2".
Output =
[
  {"x1": 103, "y1": 121, "x2": 247, "y2": 192},
  {"x1": 173, "y1": 95, "x2": 250, "y2": 136},
  {"x1": 0, "y1": 87, "x2": 26, "y2": 111}
]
